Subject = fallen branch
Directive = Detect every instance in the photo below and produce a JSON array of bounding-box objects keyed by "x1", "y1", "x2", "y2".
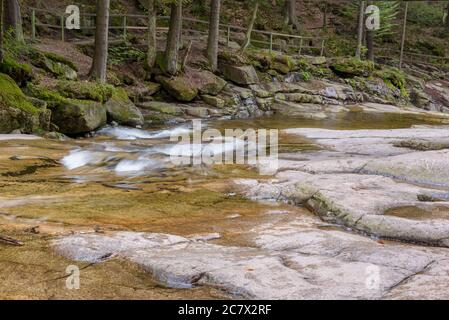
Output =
[
  {"x1": 0, "y1": 235, "x2": 24, "y2": 246},
  {"x1": 181, "y1": 40, "x2": 193, "y2": 71}
]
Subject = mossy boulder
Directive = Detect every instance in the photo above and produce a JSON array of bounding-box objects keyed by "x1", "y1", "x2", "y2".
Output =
[
  {"x1": 219, "y1": 64, "x2": 259, "y2": 85},
  {"x1": 137, "y1": 101, "x2": 185, "y2": 116},
  {"x1": 187, "y1": 69, "x2": 227, "y2": 96},
  {"x1": 51, "y1": 99, "x2": 107, "y2": 135},
  {"x1": 201, "y1": 95, "x2": 226, "y2": 108},
  {"x1": 32, "y1": 51, "x2": 78, "y2": 80},
  {"x1": 155, "y1": 75, "x2": 198, "y2": 102},
  {"x1": 218, "y1": 49, "x2": 250, "y2": 67},
  {"x1": 302, "y1": 55, "x2": 327, "y2": 65},
  {"x1": 105, "y1": 88, "x2": 144, "y2": 127},
  {"x1": 247, "y1": 51, "x2": 296, "y2": 74},
  {"x1": 26, "y1": 83, "x2": 106, "y2": 135},
  {"x1": 375, "y1": 67, "x2": 407, "y2": 96},
  {"x1": 56, "y1": 81, "x2": 115, "y2": 103},
  {"x1": 26, "y1": 83, "x2": 68, "y2": 107},
  {"x1": 330, "y1": 58, "x2": 374, "y2": 78},
  {"x1": 0, "y1": 57, "x2": 33, "y2": 87},
  {"x1": 0, "y1": 73, "x2": 43, "y2": 133}
]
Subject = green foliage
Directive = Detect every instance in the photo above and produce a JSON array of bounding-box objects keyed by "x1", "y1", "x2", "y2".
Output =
[
  {"x1": 373, "y1": 1, "x2": 400, "y2": 40},
  {"x1": 2, "y1": 29, "x2": 34, "y2": 59},
  {"x1": 415, "y1": 39, "x2": 446, "y2": 57},
  {"x1": 0, "y1": 57, "x2": 33, "y2": 86},
  {"x1": 375, "y1": 67, "x2": 408, "y2": 97},
  {"x1": 109, "y1": 44, "x2": 146, "y2": 65},
  {"x1": 339, "y1": 1, "x2": 400, "y2": 40},
  {"x1": 408, "y1": 2, "x2": 445, "y2": 27},
  {"x1": 300, "y1": 71, "x2": 312, "y2": 82}
]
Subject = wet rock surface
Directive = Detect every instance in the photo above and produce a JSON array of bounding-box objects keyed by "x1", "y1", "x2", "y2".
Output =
[{"x1": 4, "y1": 118, "x2": 449, "y2": 300}]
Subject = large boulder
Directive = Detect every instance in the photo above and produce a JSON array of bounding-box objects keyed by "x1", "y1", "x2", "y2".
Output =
[
  {"x1": 187, "y1": 69, "x2": 227, "y2": 96},
  {"x1": 31, "y1": 51, "x2": 78, "y2": 80},
  {"x1": 0, "y1": 73, "x2": 42, "y2": 133},
  {"x1": 56, "y1": 81, "x2": 115, "y2": 103},
  {"x1": 219, "y1": 64, "x2": 259, "y2": 85},
  {"x1": 155, "y1": 75, "x2": 198, "y2": 102},
  {"x1": 105, "y1": 88, "x2": 144, "y2": 127},
  {"x1": 330, "y1": 58, "x2": 374, "y2": 78},
  {"x1": 51, "y1": 99, "x2": 107, "y2": 135},
  {"x1": 137, "y1": 101, "x2": 185, "y2": 116}
]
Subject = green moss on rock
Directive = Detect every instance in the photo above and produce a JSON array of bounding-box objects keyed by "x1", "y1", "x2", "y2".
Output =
[
  {"x1": 330, "y1": 58, "x2": 375, "y2": 78},
  {"x1": 375, "y1": 67, "x2": 408, "y2": 97},
  {"x1": 56, "y1": 81, "x2": 115, "y2": 103},
  {"x1": 30, "y1": 51, "x2": 77, "y2": 80},
  {"x1": 51, "y1": 99, "x2": 107, "y2": 135},
  {"x1": 0, "y1": 73, "x2": 41, "y2": 133},
  {"x1": 0, "y1": 57, "x2": 33, "y2": 86},
  {"x1": 42, "y1": 52, "x2": 79, "y2": 72},
  {"x1": 155, "y1": 75, "x2": 198, "y2": 102},
  {"x1": 105, "y1": 88, "x2": 144, "y2": 127}
]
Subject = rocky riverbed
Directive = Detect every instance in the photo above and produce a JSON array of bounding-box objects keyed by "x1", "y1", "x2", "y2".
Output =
[{"x1": 1, "y1": 109, "x2": 449, "y2": 299}]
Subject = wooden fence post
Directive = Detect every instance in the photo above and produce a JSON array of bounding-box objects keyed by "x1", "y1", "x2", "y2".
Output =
[
  {"x1": 298, "y1": 38, "x2": 303, "y2": 56},
  {"x1": 31, "y1": 9, "x2": 36, "y2": 42},
  {"x1": 269, "y1": 32, "x2": 273, "y2": 54},
  {"x1": 61, "y1": 15, "x2": 65, "y2": 42},
  {"x1": 320, "y1": 39, "x2": 325, "y2": 56},
  {"x1": 226, "y1": 25, "x2": 230, "y2": 47},
  {"x1": 399, "y1": 2, "x2": 409, "y2": 69},
  {"x1": 123, "y1": 15, "x2": 127, "y2": 41}
]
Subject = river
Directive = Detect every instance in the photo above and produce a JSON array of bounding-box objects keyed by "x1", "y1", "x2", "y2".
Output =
[{"x1": 1, "y1": 112, "x2": 449, "y2": 299}]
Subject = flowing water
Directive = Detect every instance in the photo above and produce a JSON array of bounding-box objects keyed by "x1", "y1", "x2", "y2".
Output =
[{"x1": 0, "y1": 112, "x2": 445, "y2": 299}]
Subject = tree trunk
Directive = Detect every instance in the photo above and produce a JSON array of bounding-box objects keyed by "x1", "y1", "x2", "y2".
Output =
[
  {"x1": 207, "y1": 0, "x2": 220, "y2": 72},
  {"x1": 90, "y1": 0, "x2": 110, "y2": 83},
  {"x1": 4, "y1": 0, "x2": 23, "y2": 43},
  {"x1": 241, "y1": 1, "x2": 259, "y2": 52},
  {"x1": 0, "y1": 0, "x2": 4, "y2": 64},
  {"x1": 147, "y1": 0, "x2": 157, "y2": 70},
  {"x1": 288, "y1": 0, "x2": 299, "y2": 30},
  {"x1": 355, "y1": 0, "x2": 365, "y2": 59},
  {"x1": 322, "y1": 1, "x2": 327, "y2": 29},
  {"x1": 447, "y1": 4, "x2": 449, "y2": 29},
  {"x1": 366, "y1": 29, "x2": 374, "y2": 62},
  {"x1": 165, "y1": 1, "x2": 182, "y2": 75}
]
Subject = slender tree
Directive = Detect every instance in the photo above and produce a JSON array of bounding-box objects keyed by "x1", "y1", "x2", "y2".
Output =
[
  {"x1": 366, "y1": 27, "x2": 374, "y2": 61},
  {"x1": 0, "y1": 0, "x2": 3, "y2": 64},
  {"x1": 147, "y1": 0, "x2": 157, "y2": 70},
  {"x1": 241, "y1": 1, "x2": 259, "y2": 52},
  {"x1": 446, "y1": 3, "x2": 449, "y2": 29},
  {"x1": 355, "y1": 0, "x2": 365, "y2": 59},
  {"x1": 207, "y1": 0, "x2": 221, "y2": 72},
  {"x1": 90, "y1": 0, "x2": 110, "y2": 83},
  {"x1": 4, "y1": 0, "x2": 23, "y2": 43},
  {"x1": 165, "y1": 1, "x2": 182, "y2": 75}
]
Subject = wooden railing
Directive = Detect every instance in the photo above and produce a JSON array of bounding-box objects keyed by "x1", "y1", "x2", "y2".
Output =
[
  {"x1": 376, "y1": 47, "x2": 449, "y2": 68},
  {"x1": 29, "y1": 7, "x2": 326, "y2": 56}
]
